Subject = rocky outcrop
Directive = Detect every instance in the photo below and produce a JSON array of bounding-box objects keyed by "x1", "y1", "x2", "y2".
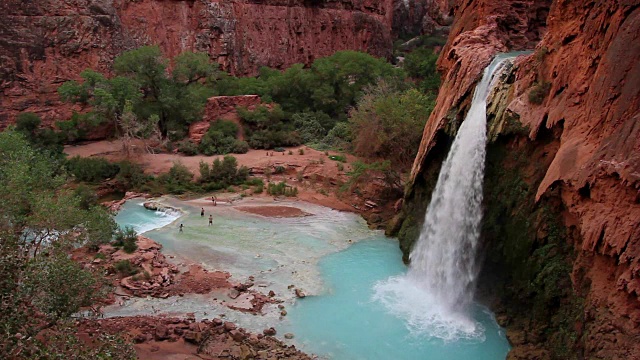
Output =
[
  {"x1": 189, "y1": 95, "x2": 267, "y2": 143},
  {"x1": 0, "y1": 0, "x2": 394, "y2": 128},
  {"x1": 392, "y1": 0, "x2": 454, "y2": 37},
  {"x1": 79, "y1": 316, "x2": 312, "y2": 359},
  {"x1": 400, "y1": 0, "x2": 639, "y2": 358}
]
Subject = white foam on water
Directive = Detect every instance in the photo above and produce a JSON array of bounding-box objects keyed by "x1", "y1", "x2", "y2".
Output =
[
  {"x1": 373, "y1": 276, "x2": 485, "y2": 342},
  {"x1": 116, "y1": 199, "x2": 182, "y2": 234}
]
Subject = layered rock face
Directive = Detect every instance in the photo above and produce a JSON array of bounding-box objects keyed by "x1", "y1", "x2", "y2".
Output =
[
  {"x1": 0, "y1": 0, "x2": 394, "y2": 128},
  {"x1": 402, "y1": 0, "x2": 639, "y2": 358}
]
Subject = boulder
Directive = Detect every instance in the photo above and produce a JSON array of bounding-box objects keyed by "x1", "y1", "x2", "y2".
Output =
[{"x1": 263, "y1": 327, "x2": 277, "y2": 336}]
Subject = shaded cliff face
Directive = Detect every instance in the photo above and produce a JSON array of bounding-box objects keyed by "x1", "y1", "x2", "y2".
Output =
[
  {"x1": 392, "y1": 0, "x2": 454, "y2": 37},
  {"x1": 403, "y1": 0, "x2": 639, "y2": 358},
  {"x1": 0, "y1": 0, "x2": 393, "y2": 128}
]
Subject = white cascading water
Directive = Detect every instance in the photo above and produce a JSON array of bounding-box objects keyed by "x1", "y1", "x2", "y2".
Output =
[{"x1": 374, "y1": 54, "x2": 518, "y2": 341}]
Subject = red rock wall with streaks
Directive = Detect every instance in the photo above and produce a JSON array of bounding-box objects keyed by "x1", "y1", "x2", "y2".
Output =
[{"x1": 0, "y1": 0, "x2": 394, "y2": 129}]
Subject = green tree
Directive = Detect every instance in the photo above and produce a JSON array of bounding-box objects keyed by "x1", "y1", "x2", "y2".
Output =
[
  {"x1": 403, "y1": 47, "x2": 441, "y2": 94},
  {"x1": 0, "y1": 131, "x2": 125, "y2": 358},
  {"x1": 292, "y1": 112, "x2": 326, "y2": 143},
  {"x1": 59, "y1": 46, "x2": 218, "y2": 139},
  {"x1": 349, "y1": 80, "x2": 434, "y2": 170}
]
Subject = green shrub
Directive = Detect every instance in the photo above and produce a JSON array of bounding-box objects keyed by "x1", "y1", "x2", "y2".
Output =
[
  {"x1": 74, "y1": 184, "x2": 98, "y2": 210},
  {"x1": 210, "y1": 120, "x2": 239, "y2": 138},
  {"x1": 116, "y1": 160, "x2": 148, "y2": 190},
  {"x1": 322, "y1": 122, "x2": 352, "y2": 150},
  {"x1": 199, "y1": 156, "x2": 249, "y2": 187},
  {"x1": 298, "y1": 148, "x2": 305, "y2": 155},
  {"x1": 199, "y1": 129, "x2": 236, "y2": 155},
  {"x1": 158, "y1": 161, "x2": 194, "y2": 194},
  {"x1": 329, "y1": 154, "x2": 347, "y2": 163},
  {"x1": 244, "y1": 177, "x2": 264, "y2": 186},
  {"x1": 253, "y1": 182, "x2": 264, "y2": 194},
  {"x1": 274, "y1": 165, "x2": 286, "y2": 174},
  {"x1": 232, "y1": 140, "x2": 250, "y2": 154},
  {"x1": 15, "y1": 112, "x2": 65, "y2": 153},
  {"x1": 178, "y1": 140, "x2": 198, "y2": 156},
  {"x1": 67, "y1": 156, "x2": 120, "y2": 183},
  {"x1": 528, "y1": 81, "x2": 552, "y2": 104},
  {"x1": 113, "y1": 226, "x2": 138, "y2": 253},
  {"x1": 16, "y1": 112, "x2": 42, "y2": 134},
  {"x1": 403, "y1": 47, "x2": 441, "y2": 93},
  {"x1": 114, "y1": 260, "x2": 138, "y2": 277},
  {"x1": 267, "y1": 181, "x2": 298, "y2": 197}
]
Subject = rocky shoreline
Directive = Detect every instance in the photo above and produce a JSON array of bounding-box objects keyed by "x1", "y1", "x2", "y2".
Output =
[
  {"x1": 73, "y1": 229, "x2": 305, "y2": 358},
  {"x1": 78, "y1": 315, "x2": 311, "y2": 360}
]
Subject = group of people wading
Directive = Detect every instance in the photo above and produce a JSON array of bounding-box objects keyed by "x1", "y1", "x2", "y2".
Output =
[{"x1": 179, "y1": 195, "x2": 220, "y2": 232}]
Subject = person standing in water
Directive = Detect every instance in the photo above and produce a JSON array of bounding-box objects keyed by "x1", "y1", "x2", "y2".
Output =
[
  {"x1": 208, "y1": 215, "x2": 213, "y2": 226},
  {"x1": 179, "y1": 224, "x2": 184, "y2": 232},
  {"x1": 201, "y1": 207, "x2": 205, "y2": 217},
  {"x1": 211, "y1": 195, "x2": 217, "y2": 206}
]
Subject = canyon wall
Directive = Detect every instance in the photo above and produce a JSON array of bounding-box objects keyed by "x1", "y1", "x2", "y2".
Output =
[
  {"x1": 397, "y1": 0, "x2": 639, "y2": 358},
  {"x1": 0, "y1": 0, "x2": 395, "y2": 128}
]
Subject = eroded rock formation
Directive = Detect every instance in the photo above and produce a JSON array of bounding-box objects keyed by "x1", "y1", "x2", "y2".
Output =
[
  {"x1": 392, "y1": 0, "x2": 455, "y2": 37},
  {"x1": 0, "y1": 0, "x2": 394, "y2": 128},
  {"x1": 398, "y1": 0, "x2": 639, "y2": 358}
]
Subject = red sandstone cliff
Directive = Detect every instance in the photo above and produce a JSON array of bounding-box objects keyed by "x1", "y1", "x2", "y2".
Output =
[
  {"x1": 410, "y1": 0, "x2": 639, "y2": 357},
  {"x1": 0, "y1": 0, "x2": 394, "y2": 128}
]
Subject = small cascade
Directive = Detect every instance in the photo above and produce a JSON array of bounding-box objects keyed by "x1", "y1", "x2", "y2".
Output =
[
  {"x1": 115, "y1": 199, "x2": 182, "y2": 234},
  {"x1": 374, "y1": 53, "x2": 519, "y2": 341}
]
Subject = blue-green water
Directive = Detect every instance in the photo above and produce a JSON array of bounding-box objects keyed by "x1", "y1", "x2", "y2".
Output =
[
  {"x1": 111, "y1": 198, "x2": 509, "y2": 360},
  {"x1": 284, "y1": 238, "x2": 510, "y2": 359}
]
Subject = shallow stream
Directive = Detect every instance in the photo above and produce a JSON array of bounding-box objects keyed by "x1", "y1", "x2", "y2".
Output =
[{"x1": 108, "y1": 198, "x2": 510, "y2": 359}]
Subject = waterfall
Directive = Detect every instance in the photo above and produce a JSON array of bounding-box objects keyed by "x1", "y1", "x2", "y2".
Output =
[{"x1": 373, "y1": 54, "x2": 518, "y2": 341}]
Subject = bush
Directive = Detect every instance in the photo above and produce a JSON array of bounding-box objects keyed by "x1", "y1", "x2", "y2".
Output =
[
  {"x1": 210, "y1": 119, "x2": 239, "y2": 138},
  {"x1": 16, "y1": 112, "x2": 41, "y2": 134},
  {"x1": 199, "y1": 129, "x2": 236, "y2": 155},
  {"x1": 403, "y1": 47, "x2": 441, "y2": 93},
  {"x1": 298, "y1": 148, "x2": 305, "y2": 155},
  {"x1": 292, "y1": 112, "x2": 327, "y2": 143},
  {"x1": 74, "y1": 184, "x2": 98, "y2": 210},
  {"x1": 199, "y1": 155, "x2": 248, "y2": 187},
  {"x1": 329, "y1": 154, "x2": 347, "y2": 163},
  {"x1": 158, "y1": 161, "x2": 194, "y2": 194},
  {"x1": 253, "y1": 182, "x2": 264, "y2": 194},
  {"x1": 274, "y1": 165, "x2": 286, "y2": 174},
  {"x1": 349, "y1": 83, "x2": 433, "y2": 170},
  {"x1": 15, "y1": 112, "x2": 64, "y2": 153},
  {"x1": 244, "y1": 177, "x2": 264, "y2": 186},
  {"x1": 114, "y1": 260, "x2": 138, "y2": 277},
  {"x1": 232, "y1": 140, "x2": 250, "y2": 154},
  {"x1": 113, "y1": 226, "x2": 138, "y2": 253},
  {"x1": 67, "y1": 156, "x2": 120, "y2": 183},
  {"x1": 178, "y1": 140, "x2": 198, "y2": 156},
  {"x1": 322, "y1": 122, "x2": 352, "y2": 150},
  {"x1": 528, "y1": 81, "x2": 551, "y2": 104},
  {"x1": 267, "y1": 181, "x2": 298, "y2": 196},
  {"x1": 116, "y1": 160, "x2": 148, "y2": 190}
]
